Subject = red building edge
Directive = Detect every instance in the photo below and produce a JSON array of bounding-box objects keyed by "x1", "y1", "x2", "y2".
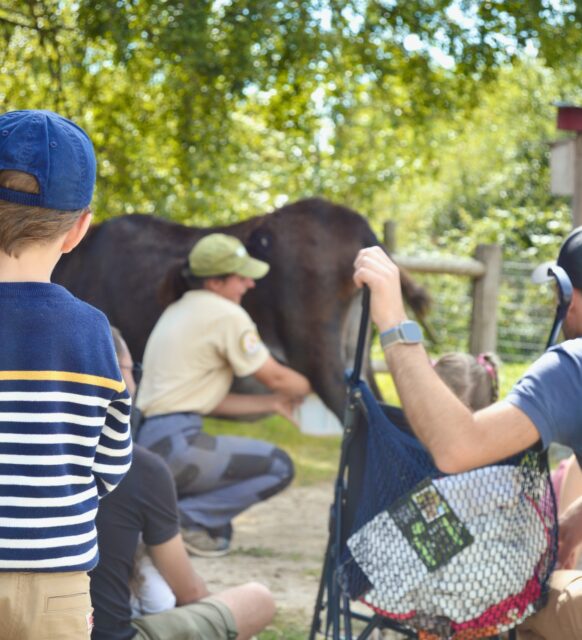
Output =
[{"x1": 557, "y1": 105, "x2": 582, "y2": 132}]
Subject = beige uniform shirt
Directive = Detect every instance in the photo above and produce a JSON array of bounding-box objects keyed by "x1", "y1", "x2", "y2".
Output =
[{"x1": 136, "y1": 290, "x2": 269, "y2": 416}]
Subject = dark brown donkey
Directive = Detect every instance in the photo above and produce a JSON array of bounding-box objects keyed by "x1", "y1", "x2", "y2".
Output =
[{"x1": 53, "y1": 197, "x2": 429, "y2": 417}]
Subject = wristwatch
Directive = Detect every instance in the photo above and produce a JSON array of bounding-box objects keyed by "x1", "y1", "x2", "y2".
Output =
[{"x1": 380, "y1": 320, "x2": 423, "y2": 350}]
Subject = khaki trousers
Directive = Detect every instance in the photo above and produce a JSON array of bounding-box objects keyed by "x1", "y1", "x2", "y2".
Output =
[
  {"x1": 0, "y1": 571, "x2": 92, "y2": 640},
  {"x1": 518, "y1": 570, "x2": 582, "y2": 640}
]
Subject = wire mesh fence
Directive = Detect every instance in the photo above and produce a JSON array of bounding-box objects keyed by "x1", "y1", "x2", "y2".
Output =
[
  {"x1": 498, "y1": 262, "x2": 556, "y2": 361},
  {"x1": 410, "y1": 261, "x2": 555, "y2": 362}
]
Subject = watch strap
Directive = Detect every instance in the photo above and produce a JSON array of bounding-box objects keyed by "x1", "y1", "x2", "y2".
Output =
[{"x1": 380, "y1": 320, "x2": 423, "y2": 350}]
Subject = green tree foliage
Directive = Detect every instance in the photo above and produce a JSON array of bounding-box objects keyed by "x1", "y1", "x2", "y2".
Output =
[
  {"x1": 381, "y1": 61, "x2": 575, "y2": 260},
  {"x1": 0, "y1": 0, "x2": 581, "y2": 254}
]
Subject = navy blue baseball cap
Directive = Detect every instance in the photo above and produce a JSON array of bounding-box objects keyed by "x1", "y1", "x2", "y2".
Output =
[
  {"x1": 532, "y1": 226, "x2": 582, "y2": 290},
  {"x1": 0, "y1": 110, "x2": 96, "y2": 211}
]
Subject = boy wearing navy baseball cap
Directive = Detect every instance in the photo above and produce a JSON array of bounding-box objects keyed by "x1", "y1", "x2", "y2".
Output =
[{"x1": 0, "y1": 110, "x2": 132, "y2": 639}]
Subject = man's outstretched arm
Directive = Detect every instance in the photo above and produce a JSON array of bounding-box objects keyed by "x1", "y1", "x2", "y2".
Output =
[{"x1": 353, "y1": 246, "x2": 540, "y2": 472}]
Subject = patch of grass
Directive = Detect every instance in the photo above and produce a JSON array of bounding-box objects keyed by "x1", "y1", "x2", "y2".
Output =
[
  {"x1": 375, "y1": 358, "x2": 529, "y2": 406},
  {"x1": 205, "y1": 360, "x2": 530, "y2": 488},
  {"x1": 303, "y1": 566, "x2": 322, "y2": 579},
  {"x1": 258, "y1": 624, "x2": 306, "y2": 640},
  {"x1": 232, "y1": 546, "x2": 305, "y2": 561},
  {"x1": 232, "y1": 546, "x2": 277, "y2": 558},
  {"x1": 374, "y1": 371, "x2": 400, "y2": 406},
  {"x1": 498, "y1": 361, "x2": 529, "y2": 397},
  {"x1": 258, "y1": 613, "x2": 308, "y2": 640},
  {"x1": 258, "y1": 614, "x2": 375, "y2": 639}
]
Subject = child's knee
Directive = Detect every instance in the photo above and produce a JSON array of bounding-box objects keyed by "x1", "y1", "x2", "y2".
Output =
[{"x1": 245, "y1": 582, "x2": 276, "y2": 621}]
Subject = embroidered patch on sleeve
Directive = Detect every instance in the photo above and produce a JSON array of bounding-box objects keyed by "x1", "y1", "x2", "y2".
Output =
[{"x1": 240, "y1": 329, "x2": 262, "y2": 356}]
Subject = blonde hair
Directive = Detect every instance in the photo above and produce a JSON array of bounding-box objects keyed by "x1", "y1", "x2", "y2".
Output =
[
  {"x1": 0, "y1": 170, "x2": 86, "y2": 257},
  {"x1": 433, "y1": 352, "x2": 500, "y2": 411}
]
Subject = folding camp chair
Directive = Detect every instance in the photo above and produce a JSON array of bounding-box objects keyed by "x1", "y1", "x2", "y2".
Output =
[
  {"x1": 309, "y1": 288, "x2": 420, "y2": 640},
  {"x1": 310, "y1": 278, "x2": 566, "y2": 640}
]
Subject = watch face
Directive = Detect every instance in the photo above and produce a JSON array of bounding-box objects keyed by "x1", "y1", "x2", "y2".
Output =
[
  {"x1": 380, "y1": 321, "x2": 423, "y2": 349},
  {"x1": 402, "y1": 321, "x2": 423, "y2": 343}
]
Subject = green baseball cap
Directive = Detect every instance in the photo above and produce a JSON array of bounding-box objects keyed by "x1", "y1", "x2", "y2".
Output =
[{"x1": 188, "y1": 233, "x2": 269, "y2": 279}]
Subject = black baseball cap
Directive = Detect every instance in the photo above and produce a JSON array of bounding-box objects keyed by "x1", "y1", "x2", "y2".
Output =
[{"x1": 532, "y1": 226, "x2": 582, "y2": 289}]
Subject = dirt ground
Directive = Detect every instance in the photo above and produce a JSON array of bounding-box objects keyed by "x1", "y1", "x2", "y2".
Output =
[{"x1": 192, "y1": 483, "x2": 334, "y2": 628}]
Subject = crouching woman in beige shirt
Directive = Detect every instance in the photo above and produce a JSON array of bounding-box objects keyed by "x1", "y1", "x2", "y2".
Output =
[{"x1": 136, "y1": 234, "x2": 311, "y2": 558}]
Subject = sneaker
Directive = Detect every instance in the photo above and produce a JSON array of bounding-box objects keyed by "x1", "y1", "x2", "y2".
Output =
[
  {"x1": 180, "y1": 527, "x2": 230, "y2": 558},
  {"x1": 208, "y1": 522, "x2": 233, "y2": 542}
]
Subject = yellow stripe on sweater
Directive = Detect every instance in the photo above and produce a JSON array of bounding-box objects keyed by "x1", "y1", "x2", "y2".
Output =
[{"x1": 0, "y1": 371, "x2": 125, "y2": 393}]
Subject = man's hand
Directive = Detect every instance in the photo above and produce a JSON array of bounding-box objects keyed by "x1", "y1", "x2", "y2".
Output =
[
  {"x1": 558, "y1": 496, "x2": 582, "y2": 568},
  {"x1": 353, "y1": 246, "x2": 407, "y2": 333}
]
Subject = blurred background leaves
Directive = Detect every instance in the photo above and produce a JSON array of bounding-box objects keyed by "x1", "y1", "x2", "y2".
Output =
[{"x1": 0, "y1": 0, "x2": 579, "y2": 259}]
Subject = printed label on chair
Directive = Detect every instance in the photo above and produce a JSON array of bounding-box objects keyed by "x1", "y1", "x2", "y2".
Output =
[{"x1": 389, "y1": 478, "x2": 474, "y2": 571}]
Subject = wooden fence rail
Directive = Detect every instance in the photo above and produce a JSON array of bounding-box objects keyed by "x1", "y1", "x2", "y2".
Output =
[
  {"x1": 373, "y1": 222, "x2": 502, "y2": 372},
  {"x1": 393, "y1": 255, "x2": 486, "y2": 278}
]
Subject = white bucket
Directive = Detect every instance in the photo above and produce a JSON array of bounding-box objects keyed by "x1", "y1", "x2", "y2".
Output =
[{"x1": 293, "y1": 394, "x2": 343, "y2": 436}]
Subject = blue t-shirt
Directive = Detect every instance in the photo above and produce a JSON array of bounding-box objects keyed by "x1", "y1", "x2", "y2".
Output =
[{"x1": 506, "y1": 338, "x2": 582, "y2": 459}]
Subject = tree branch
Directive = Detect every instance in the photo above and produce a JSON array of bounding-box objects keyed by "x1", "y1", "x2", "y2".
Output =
[{"x1": 0, "y1": 4, "x2": 73, "y2": 32}]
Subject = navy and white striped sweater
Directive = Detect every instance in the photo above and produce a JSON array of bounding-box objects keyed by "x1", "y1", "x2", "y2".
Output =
[{"x1": 0, "y1": 282, "x2": 132, "y2": 572}]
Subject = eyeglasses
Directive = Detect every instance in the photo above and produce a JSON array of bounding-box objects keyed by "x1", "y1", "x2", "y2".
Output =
[{"x1": 120, "y1": 362, "x2": 143, "y2": 385}]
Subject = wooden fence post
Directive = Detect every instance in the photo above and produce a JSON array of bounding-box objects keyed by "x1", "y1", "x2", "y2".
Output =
[{"x1": 469, "y1": 244, "x2": 502, "y2": 355}]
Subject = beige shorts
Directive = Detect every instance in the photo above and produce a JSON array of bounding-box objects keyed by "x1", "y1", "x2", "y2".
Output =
[
  {"x1": 0, "y1": 571, "x2": 93, "y2": 640},
  {"x1": 518, "y1": 570, "x2": 582, "y2": 640},
  {"x1": 131, "y1": 597, "x2": 238, "y2": 640}
]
